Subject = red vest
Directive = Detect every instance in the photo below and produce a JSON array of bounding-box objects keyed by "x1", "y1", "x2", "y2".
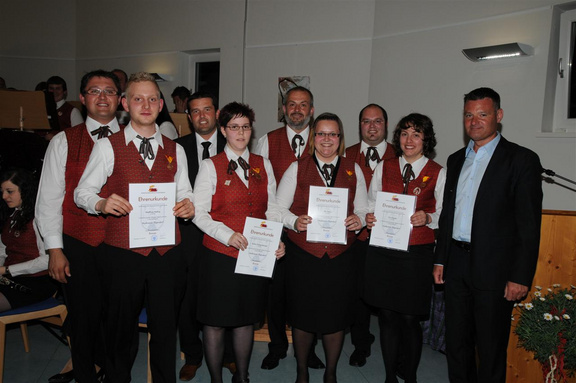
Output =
[
  {"x1": 381, "y1": 157, "x2": 442, "y2": 246},
  {"x1": 62, "y1": 125, "x2": 109, "y2": 246},
  {"x1": 105, "y1": 133, "x2": 180, "y2": 256},
  {"x1": 202, "y1": 152, "x2": 269, "y2": 258},
  {"x1": 1, "y1": 220, "x2": 48, "y2": 277},
  {"x1": 345, "y1": 142, "x2": 396, "y2": 241},
  {"x1": 57, "y1": 102, "x2": 75, "y2": 130},
  {"x1": 287, "y1": 156, "x2": 357, "y2": 259},
  {"x1": 266, "y1": 127, "x2": 310, "y2": 183}
]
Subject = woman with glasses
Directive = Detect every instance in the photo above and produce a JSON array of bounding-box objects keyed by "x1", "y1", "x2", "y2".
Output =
[
  {"x1": 364, "y1": 113, "x2": 445, "y2": 383},
  {"x1": 0, "y1": 168, "x2": 56, "y2": 312},
  {"x1": 273, "y1": 112, "x2": 369, "y2": 383},
  {"x1": 193, "y1": 102, "x2": 284, "y2": 383}
]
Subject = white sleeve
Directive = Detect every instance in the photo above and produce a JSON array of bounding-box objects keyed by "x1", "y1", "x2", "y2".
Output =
[
  {"x1": 254, "y1": 134, "x2": 269, "y2": 158},
  {"x1": 35, "y1": 131, "x2": 68, "y2": 250},
  {"x1": 160, "y1": 122, "x2": 179, "y2": 140},
  {"x1": 427, "y1": 167, "x2": 446, "y2": 230},
  {"x1": 175, "y1": 143, "x2": 194, "y2": 202},
  {"x1": 70, "y1": 107, "x2": 84, "y2": 127},
  {"x1": 271, "y1": 161, "x2": 299, "y2": 230},
  {"x1": 74, "y1": 139, "x2": 115, "y2": 214},
  {"x1": 192, "y1": 159, "x2": 235, "y2": 246},
  {"x1": 367, "y1": 161, "x2": 384, "y2": 212},
  {"x1": 6, "y1": 221, "x2": 49, "y2": 277},
  {"x1": 263, "y1": 158, "x2": 278, "y2": 221},
  {"x1": 352, "y1": 163, "x2": 369, "y2": 227}
]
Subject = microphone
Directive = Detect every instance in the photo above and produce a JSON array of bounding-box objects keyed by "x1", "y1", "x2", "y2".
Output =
[{"x1": 541, "y1": 167, "x2": 576, "y2": 192}]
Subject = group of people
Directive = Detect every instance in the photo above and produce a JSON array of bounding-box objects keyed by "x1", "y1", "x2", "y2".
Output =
[{"x1": 0, "y1": 68, "x2": 543, "y2": 383}]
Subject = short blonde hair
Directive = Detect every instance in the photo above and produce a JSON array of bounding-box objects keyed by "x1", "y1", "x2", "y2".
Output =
[{"x1": 125, "y1": 72, "x2": 160, "y2": 98}]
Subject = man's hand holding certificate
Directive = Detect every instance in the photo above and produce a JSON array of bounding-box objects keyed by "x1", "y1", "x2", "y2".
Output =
[
  {"x1": 235, "y1": 217, "x2": 283, "y2": 278},
  {"x1": 306, "y1": 186, "x2": 349, "y2": 244},
  {"x1": 368, "y1": 191, "x2": 416, "y2": 251}
]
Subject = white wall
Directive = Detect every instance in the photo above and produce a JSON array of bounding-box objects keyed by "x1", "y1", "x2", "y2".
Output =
[{"x1": 0, "y1": 0, "x2": 574, "y2": 210}]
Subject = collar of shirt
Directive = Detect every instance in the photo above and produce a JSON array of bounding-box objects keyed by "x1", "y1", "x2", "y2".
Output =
[
  {"x1": 286, "y1": 126, "x2": 309, "y2": 145},
  {"x1": 85, "y1": 116, "x2": 121, "y2": 142},
  {"x1": 360, "y1": 140, "x2": 387, "y2": 157},
  {"x1": 399, "y1": 155, "x2": 429, "y2": 179},
  {"x1": 124, "y1": 123, "x2": 164, "y2": 148},
  {"x1": 465, "y1": 131, "x2": 501, "y2": 159},
  {"x1": 55, "y1": 99, "x2": 66, "y2": 109},
  {"x1": 224, "y1": 145, "x2": 249, "y2": 163}
]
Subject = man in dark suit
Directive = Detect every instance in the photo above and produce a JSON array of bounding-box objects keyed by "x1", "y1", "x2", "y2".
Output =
[
  {"x1": 175, "y1": 91, "x2": 234, "y2": 381},
  {"x1": 433, "y1": 87, "x2": 543, "y2": 383}
]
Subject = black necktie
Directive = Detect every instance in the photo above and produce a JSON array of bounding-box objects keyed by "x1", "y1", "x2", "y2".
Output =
[
  {"x1": 365, "y1": 147, "x2": 380, "y2": 167},
  {"x1": 91, "y1": 125, "x2": 112, "y2": 139},
  {"x1": 237, "y1": 156, "x2": 250, "y2": 180},
  {"x1": 402, "y1": 163, "x2": 415, "y2": 194},
  {"x1": 291, "y1": 134, "x2": 304, "y2": 158},
  {"x1": 201, "y1": 141, "x2": 211, "y2": 160},
  {"x1": 227, "y1": 159, "x2": 238, "y2": 175},
  {"x1": 137, "y1": 135, "x2": 155, "y2": 160},
  {"x1": 322, "y1": 163, "x2": 335, "y2": 183}
]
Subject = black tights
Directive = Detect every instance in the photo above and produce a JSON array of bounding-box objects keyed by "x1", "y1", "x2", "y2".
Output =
[
  {"x1": 378, "y1": 309, "x2": 422, "y2": 383},
  {"x1": 203, "y1": 324, "x2": 253, "y2": 383},
  {"x1": 292, "y1": 327, "x2": 343, "y2": 383}
]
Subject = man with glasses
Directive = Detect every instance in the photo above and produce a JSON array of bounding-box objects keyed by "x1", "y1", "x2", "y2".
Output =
[
  {"x1": 255, "y1": 86, "x2": 325, "y2": 371},
  {"x1": 36, "y1": 70, "x2": 123, "y2": 383},
  {"x1": 175, "y1": 91, "x2": 236, "y2": 381},
  {"x1": 75, "y1": 72, "x2": 195, "y2": 383},
  {"x1": 344, "y1": 103, "x2": 396, "y2": 368}
]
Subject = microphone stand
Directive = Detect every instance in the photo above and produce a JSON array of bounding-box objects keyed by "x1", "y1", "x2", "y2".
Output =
[{"x1": 542, "y1": 168, "x2": 576, "y2": 193}]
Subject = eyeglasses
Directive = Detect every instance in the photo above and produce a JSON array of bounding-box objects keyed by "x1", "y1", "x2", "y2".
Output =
[
  {"x1": 84, "y1": 88, "x2": 119, "y2": 97},
  {"x1": 225, "y1": 125, "x2": 252, "y2": 131},
  {"x1": 361, "y1": 119, "x2": 385, "y2": 126},
  {"x1": 315, "y1": 132, "x2": 340, "y2": 138}
]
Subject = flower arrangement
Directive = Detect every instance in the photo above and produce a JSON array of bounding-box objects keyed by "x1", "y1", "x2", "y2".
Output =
[{"x1": 514, "y1": 284, "x2": 575, "y2": 382}]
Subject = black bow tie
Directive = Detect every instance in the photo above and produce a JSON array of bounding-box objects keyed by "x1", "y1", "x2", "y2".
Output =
[
  {"x1": 137, "y1": 135, "x2": 155, "y2": 160},
  {"x1": 227, "y1": 157, "x2": 250, "y2": 180},
  {"x1": 291, "y1": 134, "x2": 304, "y2": 158},
  {"x1": 365, "y1": 147, "x2": 380, "y2": 167},
  {"x1": 322, "y1": 163, "x2": 335, "y2": 182},
  {"x1": 402, "y1": 163, "x2": 415, "y2": 194},
  {"x1": 91, "y1": 125, "x2": 112, "y2": 139}
]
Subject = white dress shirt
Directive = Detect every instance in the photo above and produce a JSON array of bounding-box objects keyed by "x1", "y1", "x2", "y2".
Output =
[
  {"x1": 56, "y1": 99, "x2": 83, "y2": 127},
  {"x1": 193, "y1": 146, "x2": 277, "y2": 246},
  {"x1": 74, "y1": 123, "x2": 193, "y2": 215},
  {"x1": 35, "y1": 117, "x2": 121, "y2": 250},
  {"x1": 0, "y1": 220, "x2": 49, "y2": 276},
  {"x1": 195, "y1": 131, "x2": 219, "y2": 164},
  {"x1": 368, "y1": 155, "x2": 446, "y2": 229},
  {"x1": 254, "y1": 125, "x2": 310, "y2": 158},
  {"x1": 270, "y1": 158, "x2": 369, "y2": 231}
]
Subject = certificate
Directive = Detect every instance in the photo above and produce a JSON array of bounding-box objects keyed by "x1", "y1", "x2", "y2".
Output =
[
  {"x1": 369, "y1": 191, "x2": 416, "y2": 251},
  {"x1": 306, "y1": 185, "x2": 348, "y2": 244},
  {"x1": 235, "y1": 217, "x2": 283, "y2": 278},
  {"x1": 129, "y1": 182, "x2": 176, "y2": 249}
]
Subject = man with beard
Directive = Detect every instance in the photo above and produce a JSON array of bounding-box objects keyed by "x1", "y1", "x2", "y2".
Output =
[
  {"x1": 175, "y1": 91, "x2": 236, "y2": 381},
  {"x1": 255, "y1": 86, "x2": 325, "y2": 371}
]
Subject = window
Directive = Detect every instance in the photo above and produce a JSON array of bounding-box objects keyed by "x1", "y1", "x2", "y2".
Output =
[{"x1": 553, "y1": 8, "x2": 576, "y2": 132}]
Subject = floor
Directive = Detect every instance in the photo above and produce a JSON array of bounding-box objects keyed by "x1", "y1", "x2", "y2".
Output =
[{"x1": 1, "y1": 319, "x2": 448, "y2": 383}]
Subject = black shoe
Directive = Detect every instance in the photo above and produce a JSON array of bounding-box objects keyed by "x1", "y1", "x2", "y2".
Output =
[
  {"x1": 349, "y1": 348, "x2": 371, "y2": 367},
  {"x1": 261, "y1": 352, "x2": 287, "y2": 370},
  {"x1": 307, "y1": 352, "x2": 325, "y2": 369},
  {"x1": 231, "y1": 374, "x2": 250, "y2": 383},
  {"x1": 48, "y1": 370, "x2": 75, "y2": 383}
]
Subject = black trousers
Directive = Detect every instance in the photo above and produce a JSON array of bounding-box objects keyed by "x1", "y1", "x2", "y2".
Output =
[
  {"x1": 98, "y1": 244, "x2": 186, "y2": 383},
  {"x1": 444, "y1": 242, "x2": 514, "y2": 383},
  {"x1": 266, "y1": 255, "x2": 289, "y2": 354},
  {"x1": 62, "y1": 235, "x2": 106, "y2": 383},
  {"x1": 178, "y1": 223, "x2": 234, "y2": 364},
  {"x1": 350, "y1": 240, "x2": 373, "y2": 351}
]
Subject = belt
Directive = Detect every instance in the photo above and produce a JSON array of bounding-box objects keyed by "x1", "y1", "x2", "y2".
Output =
[{"x1": 452, "y1": 239, "x2": 471, "y2": 252}]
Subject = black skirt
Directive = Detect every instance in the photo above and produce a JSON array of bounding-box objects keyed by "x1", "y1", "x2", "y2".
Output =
[
  {"x1": 0, "y1": 275, "x2": 57, "y2": 310},
  {"x1": 363, "y1": 243, "x2": 435, "y2": 317},
  {"x1": 197, "y1": 246, "x2": 268, "y2": 327},
  {"x1": 286, "y1": 239, "x2": 360, "y2": 334}
]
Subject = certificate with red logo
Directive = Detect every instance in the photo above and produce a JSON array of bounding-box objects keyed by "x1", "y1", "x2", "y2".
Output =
[
  {"x1": 235, "y1": 217, "x2": 283, "y2": 278},
  {"x1": 129, "y1": 182, "x2": 176, "y2": 249},
  {"x1": 306, "y1": 186, "x2": 349, "y2": 245},
  {"x1": 369, "y1": 191, "x2": 416, "y2": 251}
]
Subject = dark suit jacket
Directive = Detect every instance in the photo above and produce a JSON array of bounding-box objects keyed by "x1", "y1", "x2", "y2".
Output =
[
  {"x1": 175, "y1": 130, "x2": 226, "y2": 186},
  {"x1": 435, "y1": 136, "x2": 543, "y2": 290}
]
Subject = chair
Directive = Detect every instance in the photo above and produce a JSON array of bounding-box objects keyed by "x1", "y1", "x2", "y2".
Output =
[{"x1": 0, "y1": 297, "x2": 67, "y2": 383}]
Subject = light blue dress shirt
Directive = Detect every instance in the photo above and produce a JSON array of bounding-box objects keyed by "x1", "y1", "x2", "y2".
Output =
[{"x1": 452, "y1": 133, "x2": 501, "y2": 242}]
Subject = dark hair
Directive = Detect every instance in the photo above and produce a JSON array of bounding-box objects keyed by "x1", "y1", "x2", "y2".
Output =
[
  {"x1": 111, "y1": 69, "x2": 128, "y2": 83},
  {"x1": 187, "y1": 90, "x2": 219, "y2": 111},
  {"x1": 156, "y1": 92, "x2": 175, "y2": 126},
  {"x1": 464, "y1": 87, "x2": 501, "y2": 110},
  {"x1": 392, "y1": 113, "x2": 437, "y2": 158},
  {"x1": 0, "y1": 168, "x2": 38, "y2": 231},
  {"x1": 358, "y1": 103, "x2": 388, "y2": 124},
  {"x1": 283, "y1": 86, "x2": 314, "y2": 107},
  {"x1": 308, "y1": 112, "x2": 346, "y2": 156},
  {"x1": 171, "y1": 86, "x2": 190, "y2": 101},
  {"x1": 218, "y1": 102, "x2": 255, "y2": 128},
  {"x1": 80, "y1": 70, "x2": 121, "y2": 95},
  {"x1": 47, "y1": 75, "x2": 67, "y2": 91}
]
